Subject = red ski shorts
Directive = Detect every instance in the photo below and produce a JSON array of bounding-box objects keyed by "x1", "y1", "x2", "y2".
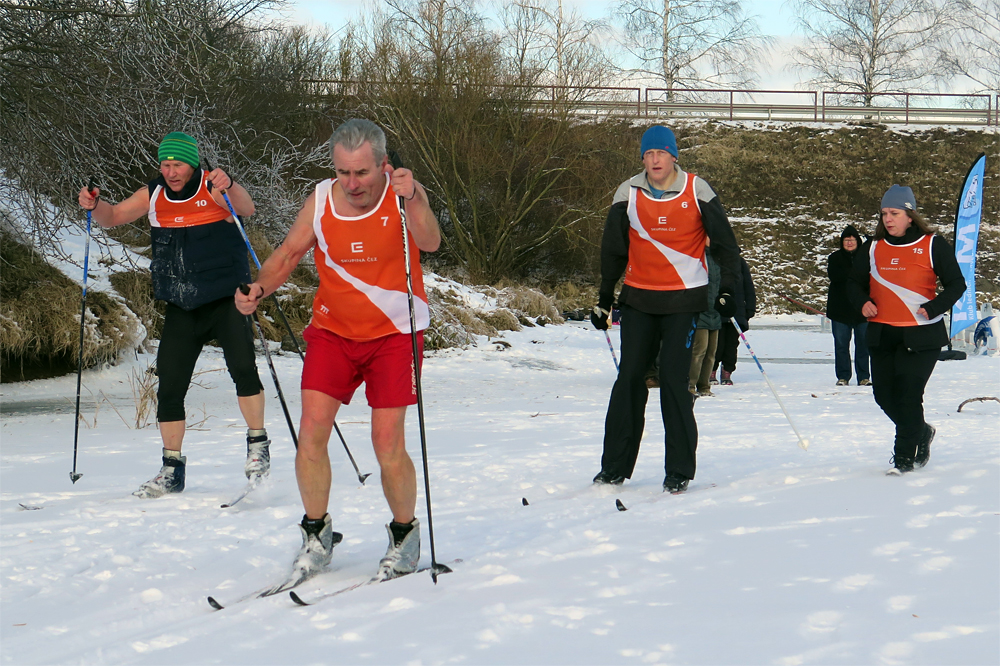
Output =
[{"x1": 301, "y1": 325, "x2": 423, "y2": 408}]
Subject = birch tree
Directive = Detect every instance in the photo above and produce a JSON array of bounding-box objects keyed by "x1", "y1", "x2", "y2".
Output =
[
  {"x1": 937, "y1": 0, "x2": 1000, "y2": 94},
  {"x1": 613, "y1": 0, "x2": 770, "y2": 96},
  {"x1": 791, "y1": 0, "x2": 951, "y2": 104}
]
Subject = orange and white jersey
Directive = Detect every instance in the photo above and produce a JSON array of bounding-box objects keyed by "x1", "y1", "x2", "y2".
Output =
[
  {"x1": 624, "y1": 172, "x2": 708, "y2": 291},
  {"x1": 310, "y1": 174, "x2": 429, "y2": 341},
  {"x1": 148, "y1": 171, "x2": 231, "y2": 228},
  {"x1": 869, "y1": 234, "x2": 941, "y2": 326}
]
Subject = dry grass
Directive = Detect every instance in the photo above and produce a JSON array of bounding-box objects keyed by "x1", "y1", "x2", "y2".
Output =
[
  {"x1": 2, "y1": 230, "x2": 140, "y2": 382},
  {"x1": 109, "y1": 269, "x2": 164, "y2": 343}
]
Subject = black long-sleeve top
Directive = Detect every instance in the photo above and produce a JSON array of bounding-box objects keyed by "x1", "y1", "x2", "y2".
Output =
[
  {"x1": 848, "y1": 226, "x2": 966, "y2": 351},
  {"x1": 598, "y1": 168, "x2": 742, "y2": 314}
]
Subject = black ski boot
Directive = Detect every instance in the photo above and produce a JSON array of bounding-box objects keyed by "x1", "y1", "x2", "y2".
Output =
[
  {"x1": 662, "y1": 473, "x2": 690, "y2": 494},
  {"x1": 593, "y1": 470, "x2": 625, "y2": 485},
  {"x1": 134, "y1": 450, "x2": 186, "y2": 498}
]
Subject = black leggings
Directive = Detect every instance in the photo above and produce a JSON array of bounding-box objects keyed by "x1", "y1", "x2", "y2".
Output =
[
  {"x1": 869, "y1": 325, "x2": 938, "y2": 459},
  {"x1": 601, "y1": 306, "x2": 699, "y2": 480},
  {"x1": 156, "y1": 298, "x2": 263, "y2": 422}
]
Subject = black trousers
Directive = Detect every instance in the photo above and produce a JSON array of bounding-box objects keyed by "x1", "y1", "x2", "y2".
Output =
[
  {"x1": 869, "y1": 325, "x2": 938, "y2": 459},
  {"x1": 157, "y1": 297, "x2": 263, "y2": 422},
  {"x1": 601, "y1": 306, "x2": 699, "y2": 480},
  {"x1": 713, "y1": 320, "x2": 739, "y2": 373}
]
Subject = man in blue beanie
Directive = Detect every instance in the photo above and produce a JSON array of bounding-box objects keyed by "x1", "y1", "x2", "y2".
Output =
[{"x1": 590, "y1": 125, "x2": 742, "y2": 493}]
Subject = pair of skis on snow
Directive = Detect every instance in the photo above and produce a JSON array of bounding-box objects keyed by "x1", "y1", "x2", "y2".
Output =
[{"x1": 207, "y1": 559, "x2": 462, "y2": 610}]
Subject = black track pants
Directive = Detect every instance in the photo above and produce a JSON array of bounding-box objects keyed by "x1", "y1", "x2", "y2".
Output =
[
  {"x1": 600, "y1": 306, "x2": 699, "y2": 480},
  {"x1": 869, "y1": 325, "x2": 938, "y2": 459},
  {"x1": 713, "y1": 320, "x2": 739, "y2": 373},
  {"x1": 156, "y1": 297, "x2": 263, "y2": 422}
]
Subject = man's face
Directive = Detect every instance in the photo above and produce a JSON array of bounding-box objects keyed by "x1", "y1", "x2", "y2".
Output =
[
  {"x1": 160, "y1": 160, "x2": 196, "y2": 193},
  {"x1": 642, "y1": 149, "x2": 676, "y2": 184},
  {"x1": 333, "y1": 142, "x2": 388, "y2": 212},
  {"x1": 881, "y1": 208, "x2": 912, "y2": 238},
  {"x1": 843, "y1": 236, "x2": 858, "y2": 251}
]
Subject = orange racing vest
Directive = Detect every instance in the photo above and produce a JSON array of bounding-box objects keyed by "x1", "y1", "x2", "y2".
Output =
[
  {"x1": 624, "y1": 173, "x2": 708, "y2": 291},
  {"x1": 310, "y1": 175, "x2": 429, "y2": 341},
  {"x1": 869, "y1": 234, "x2": 940, "y2": 326},
  {"x1": 148, "y1": 171, "x2": 231, "y2": 228}
]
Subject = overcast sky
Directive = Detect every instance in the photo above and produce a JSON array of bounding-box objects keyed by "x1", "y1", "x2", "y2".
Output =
[{"x1": 276, "y1": 0, "x2": 809, "y2": 89}]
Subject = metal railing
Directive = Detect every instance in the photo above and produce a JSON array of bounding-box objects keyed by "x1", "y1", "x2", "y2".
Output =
[{"x1": 303, "y1": 80, "x2": 998, "y2": 126}]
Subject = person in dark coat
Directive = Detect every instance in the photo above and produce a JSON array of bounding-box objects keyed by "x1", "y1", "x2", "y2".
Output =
[
  {"x1": 827, "y1": 225, "x2": 871, "y2": 386},
  {"x1": 848, "y1": 185, "x2": 966, "y2": 475},
  {"x1": 712, "y1": 257, "x2": 756, "y2": 385}
]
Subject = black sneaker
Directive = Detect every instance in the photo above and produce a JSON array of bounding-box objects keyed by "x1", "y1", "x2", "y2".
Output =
[
  {"x1": 662, "y1": 473, "x2": 690, "y2": 493},
  {"x1": 915, "y1": 424, "x2": 935, "y2": 468},
  {"x1": 593, "y1": 470, "x2": 625, "y2": 485},
  {"x1": 886, "y1": 455, "x2": 915, "y2": 476}
]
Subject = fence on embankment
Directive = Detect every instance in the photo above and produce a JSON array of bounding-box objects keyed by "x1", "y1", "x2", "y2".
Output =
[{"x1": 305, "y1": 81, "x2": 998, "y2": 127}]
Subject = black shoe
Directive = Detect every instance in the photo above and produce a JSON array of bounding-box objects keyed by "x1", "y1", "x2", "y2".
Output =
[
  {"x1": 887, "y1": 455, "x2": 915, "y2": 475},
  {"x1": 915, "y1": 424, "x2": 935, "y2": 468},
  {"x1": 662, "y1": 473, "x2": 690, "y2": 493},
  {"x1": 593, "y1": 470, "x2": 625, "y2": 485}
]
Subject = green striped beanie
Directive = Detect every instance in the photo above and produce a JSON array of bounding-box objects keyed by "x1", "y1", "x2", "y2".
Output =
[{"x1": 157, "y1": 132, "x2": 199, "y2": 168}]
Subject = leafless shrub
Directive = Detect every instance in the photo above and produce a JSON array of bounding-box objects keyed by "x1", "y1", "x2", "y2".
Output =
[{"x1": 127, "y1": 364, "x2": 159, "y2": 429}]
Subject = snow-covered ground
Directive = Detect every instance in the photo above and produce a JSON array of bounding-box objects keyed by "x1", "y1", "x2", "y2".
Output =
[{"x1": 2, "y1": 318, "x2": 998, "y2": 665}]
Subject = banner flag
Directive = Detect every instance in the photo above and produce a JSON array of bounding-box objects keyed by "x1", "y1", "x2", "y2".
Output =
[{"x1": 950, "y1": 153, "x2": 986, "y2": 338}]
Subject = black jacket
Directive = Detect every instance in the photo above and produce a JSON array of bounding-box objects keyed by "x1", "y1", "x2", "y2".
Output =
[
  {"x1": 848, "y1": 227, "x2": 966, "y2": 351},
  {"x1": 734, "y1": 257, "x2": 756, "y2": 330},
  {"x1": 826, "y1": 225, "x2": 866, "y2": 325}
]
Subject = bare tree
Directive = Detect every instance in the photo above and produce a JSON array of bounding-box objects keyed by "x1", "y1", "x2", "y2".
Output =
[
  {"x1": 497, "y1": 0, "x2": 612, "y2": 92},
  {"x1": 937, "y1": 0, "x2": 1000, "y2": 94},
  {"x1": 791, "y1": 0, "x2": 951, "y2": 104},
  {"x1": 612, "y1": 0, "x2": 770, "y2": 97}
]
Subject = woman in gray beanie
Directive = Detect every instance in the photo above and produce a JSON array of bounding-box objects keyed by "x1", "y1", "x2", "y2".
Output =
[{"x1": 848, "y1": 185, "x2": 966, "y2": 474}]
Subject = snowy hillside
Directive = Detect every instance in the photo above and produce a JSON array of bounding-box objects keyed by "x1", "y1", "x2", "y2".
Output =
[{"x1": 2, "y1": 318, "x2": 998, "y2": 665}]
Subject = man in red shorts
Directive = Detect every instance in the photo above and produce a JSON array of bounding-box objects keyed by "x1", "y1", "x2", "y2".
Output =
[{"x1": 235, "y1": 118, "x2": 440, "y2": 584}]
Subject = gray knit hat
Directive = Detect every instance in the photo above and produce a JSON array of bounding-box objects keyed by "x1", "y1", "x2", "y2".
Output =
[{"x1": 880, "y1": 184, "x2": 916, "y2": 212}]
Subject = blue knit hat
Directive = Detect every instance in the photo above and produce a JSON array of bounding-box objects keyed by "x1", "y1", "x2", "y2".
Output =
[
  {"x1": 880, "y1": 184, "x2": 917, "y2": 212},
  {"x1": 640, "y1": 126, "x2": 678, "y2": 159}
]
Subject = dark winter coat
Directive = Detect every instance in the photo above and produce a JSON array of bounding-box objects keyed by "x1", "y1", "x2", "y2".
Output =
[
  {"x1": 734, "y1": 257, "x2": 756, "y2": 331},
  {"x1": 826, "y1": 225, "x2": 866, "y2": 325},
  {"x1": 848, "y1": 226, "x2": 966, "y2": 352},
  {"x1": 696, "y1": 252, "x2": 722, "y2": 330},
  {"x1": 147, "y1": 172, "x2": 252, "y2": 311}
]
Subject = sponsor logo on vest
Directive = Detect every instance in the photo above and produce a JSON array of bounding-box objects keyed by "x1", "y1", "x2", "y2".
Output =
[
  {"x1": 320, "y1": 304, "x2": 329, "y2": 314},
  {"x1": 351, "y1": 241, "x2": 363, "y2": 253},
  {"x1": 174, "y1": 216, "x2": 184, "y2": 223},
  {"x1": 890, "y1": 258, "x2": 899, "y2": 264}
]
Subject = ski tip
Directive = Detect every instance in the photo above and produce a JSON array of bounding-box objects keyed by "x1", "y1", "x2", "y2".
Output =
[
  {"x1": 521, "y1": 497, "x2": 529, "y2": 506},
  {"x1": 799, "y1": 438, "x2": 810, "y2": 450},
  {"x1": 615, "y1": 498, "x2": 627, "y2": 512},
  {"x1": 358, "y1": 472, "x2": 373, "y2": 485},
  {"x1": 289, "y1": 591, "x2": 310, "y2": 606},
  {"x1": 207, "y1": 596, "x2": 224, "y2": 611},
  {"x1": 220, "y1": 502, "x2": 232, "y2": 508},
  {"x1": 69, "y1": 472, "x2": 82, "y2": 484}
]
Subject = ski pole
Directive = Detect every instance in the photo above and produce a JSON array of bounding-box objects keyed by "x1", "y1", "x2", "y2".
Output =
[
  {"x1": 604, "y1": 330, "x2": 619, "y2": 371},
  {"x1": 239, "y1": 284, "x2": 298, "y2": 450},
  {"x1": 206, "y1": 161, "x2": 369, "y2": 483},
  {"x1": 399, "y1": 191, "x2": 451, "y2": 583},
  {"x1": 70, "y1": 178, "x2": 96, "y2": 484},
  {"x1": 730, "y1": 318, "x2": 810, "y2": 450}
]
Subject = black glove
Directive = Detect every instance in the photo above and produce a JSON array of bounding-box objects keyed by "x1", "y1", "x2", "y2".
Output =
[
  {"x1": 591, "y1": 305, "x2": 610, "y2": 331},
  {"x1": 715, "y1": 292, "x2": 737, "y2": 318}
]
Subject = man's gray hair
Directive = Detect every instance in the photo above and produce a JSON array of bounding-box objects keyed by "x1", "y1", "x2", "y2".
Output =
[{"x1": 330, "y1": 118, "x2": 387, "y2": 163}]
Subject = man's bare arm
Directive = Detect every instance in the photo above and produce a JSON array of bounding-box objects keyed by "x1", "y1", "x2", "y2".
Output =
[
  {"x1": 78, "y1": 186, "x2": 150, "y2": 228},
  {"x1": 235, "y1": 191, "x2": 318, "y2": 314},
  {"x1": 386, "y1": 165, "x2": 440, "y2": 252}
]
